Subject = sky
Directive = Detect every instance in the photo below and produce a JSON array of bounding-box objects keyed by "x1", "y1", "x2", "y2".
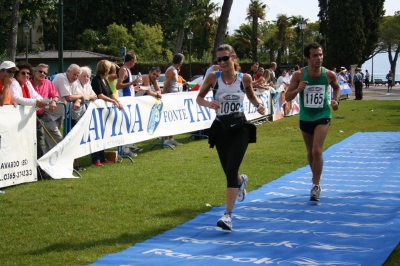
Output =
[{"x1": 213, "y1": 0, "x2": 399, "y2": 33}]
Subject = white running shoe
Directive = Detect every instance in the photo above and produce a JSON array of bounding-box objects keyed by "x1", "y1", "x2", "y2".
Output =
[
  {"x1": 169, "y1": 138, "x2": 182, "y2": 146},
  {"x1": 217, "y1": 213, "x2": 232, "y2": 230},
  {"x1": 237, "y1": 174, "x2": 248, "y2": 202},
  {"x1": 310, "y1": 185, "x2": 321, "y2": 201}
]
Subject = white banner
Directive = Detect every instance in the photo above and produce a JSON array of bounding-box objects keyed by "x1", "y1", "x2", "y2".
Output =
[
  {"x1": 37, "y1": 90, "x2": 270, "y2": 179},
  {"x1": 0, "y1": 105, "x2": 37, "y2": 188}
]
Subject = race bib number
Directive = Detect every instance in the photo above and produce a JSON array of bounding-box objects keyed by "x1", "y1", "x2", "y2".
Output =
[
  {"x1": 216, "y1": 93, "x2": 242, "y2": 116},
  {"x1": 303, "y1": 85, "x2": 325, "y2": 108}
]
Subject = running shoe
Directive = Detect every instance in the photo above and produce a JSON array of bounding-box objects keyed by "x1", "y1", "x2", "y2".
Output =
[
  {"x1": 217, "y1": 213, "x2": 232, "y2": 230},
  {"x1": 93, "y1": 161, "x2": 103, "y2": 167},
  {"x1": 237, "y1": 174, "x2": 248, "y2": 202},
  {"x1": 310, "y1": 185, "x2": 321, "y2": 201}
]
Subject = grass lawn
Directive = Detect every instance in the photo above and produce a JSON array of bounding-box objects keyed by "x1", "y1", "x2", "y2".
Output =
[{"x1": 1, "y1": 99, "x2": 400, "y2": 265}]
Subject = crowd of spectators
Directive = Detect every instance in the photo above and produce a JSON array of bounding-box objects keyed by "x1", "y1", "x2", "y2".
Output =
[{"x1": 0, "y1": 53, "x2": 185, "y2": 172}]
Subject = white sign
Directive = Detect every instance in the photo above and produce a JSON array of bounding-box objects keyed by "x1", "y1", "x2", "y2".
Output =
[
  {"x1": 0, "y1": 105, "x2": 37, "y2": 188},
  {"x1": 37, "y1": 91, "x2": 270, "y2": 179}
]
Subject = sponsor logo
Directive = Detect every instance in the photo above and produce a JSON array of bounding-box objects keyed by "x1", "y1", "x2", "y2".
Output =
[
  {"x1": 223, "y1": 95, "x2": 240, "y2": 101},
  {"x1": 147, "y1": 99, "x2": 163, "y2": 135}
]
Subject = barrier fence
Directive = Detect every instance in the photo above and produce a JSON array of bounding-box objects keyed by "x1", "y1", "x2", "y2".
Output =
[{"x1": 1, "y1": 89, "x2": 300, "y2": 188}]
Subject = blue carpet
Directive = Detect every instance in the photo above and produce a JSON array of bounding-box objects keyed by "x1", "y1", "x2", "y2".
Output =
[{"x1": 90, "y1": 132, "x2": 400, "y2": 266}]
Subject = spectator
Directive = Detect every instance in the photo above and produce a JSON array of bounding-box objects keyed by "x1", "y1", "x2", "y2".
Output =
[
  {"x1": 255, "y1": 69, "x2": 276, "y2": 94},
  {"x1": 0, "y1": 61, "x2": 18, "y2": 106},
  {"x1": 353, "y1": 68, "x2": 363, "y2": 100},
  {"x1": 254, "y1": 67, "x2": 264, "y2": 81},
  {"x1": 106, "y1": 63, "x2": 119, "y2": 96},
  {"x1": 50, "y1": 72, "x2": 58, "y2": 81},
  {"x1": 116, "y1": 52, "x2": 141, "y2": 156},
  {"x1": 364, "y1": 70, "x2": 370, "y2": 88},
  {"x1": 10, "y1": 61, "x2": 44, "y2": 107},
  {"x1": 139, "y1": 66, "x2": 162, "y2": 99},
  {"x1": 276, "y1": 70, "x2": 290, "y2": 90},
  {"x1": 116, "y1": 52, "x2": 141, "y2": 97},
  {"x1": 198, "y1": 60, "x2": 220, "y2": 90},
  {"x1": 91, "y1": 60, "x2": 123, "y2": 166},
  {"x1": 178, "y1": 71, "x2": 189, "y2": 91},
  {"x1": 386, "y1": 70, "x2": 394, "y2": 92},
  {"x1": 129, "y1": 66, "x2": 164, "y2": 154},
  {"x1": 246, "y1": 62, "x2": 259, "y2": 82},
  {"x1": 266, "y1": 62, "x2": 277, "y2": 86},
  {"x1": 287, "y1": 67, "x2": 295, "y2": 81},
  {"x1": 47, "y1": 64, "x2": 84, "y2": 151},
  {"x1": 163, "y1": 53, "x2": 185, "y2": 147},
  {"x1": 30, "y1": 63, "x2": 60, "y2": 158},
  {"x1": 70, "y1": 66, "x2": 97, "y2": 171}
]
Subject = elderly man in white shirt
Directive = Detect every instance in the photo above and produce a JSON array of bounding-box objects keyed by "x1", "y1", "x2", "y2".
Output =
[{"x1": 43, "y1": 64, "x2": 85, "y2": 151}]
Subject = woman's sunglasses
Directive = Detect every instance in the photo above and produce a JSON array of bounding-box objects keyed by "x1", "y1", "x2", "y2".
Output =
[{"x1": 217, "y1": 55, "x2": 232, "y2": 62}]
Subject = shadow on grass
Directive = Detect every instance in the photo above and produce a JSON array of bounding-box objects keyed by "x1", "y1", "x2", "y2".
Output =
[{"x1": 25, "y1": 231, "x2": 160, "y2": 256}]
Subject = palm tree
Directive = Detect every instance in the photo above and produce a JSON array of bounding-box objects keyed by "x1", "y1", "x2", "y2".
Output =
[
  {"x1": 190, "y1": 0, "x2": 221, "y2": 58},
  {"x1": 246, "y1": 0, "x2": 268, "y2": 62},
  {"x1": 274, "y1": 14, "x2": 298, "y2": 66},
  {"x1": 213, "y1": 0, "x2": 233, "y2": 59},
  {"x1": 232, "y1": 24, "x2": 253, "y2": 58}
]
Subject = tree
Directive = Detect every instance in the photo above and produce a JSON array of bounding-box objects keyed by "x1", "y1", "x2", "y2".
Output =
[
  {"x1": 130, "y1": 22, "x2": 169, "y2": 62},
  {"x1": 173, "y1": 0, "x2": 191, "y2": 54},
  {"x1": 213, "y1": 0, "x2": 233, "y2": 59},
  {"x1": 318, "y1": 0, "x2": 385, "y2": 67},
  {"x1": 189, "y1": 0, "x2": 220, "y2": 59},
  {"x1": 246, "y1": 0, "x2": 267, "y2": 62},
  {"x1": 258, "y1": 21, "x2": 279, "y2": 63},
  {"x1": 379, "y1": 12, "x2": 400, "y2": 77},
  {"x1": 104, "y1": 24, "x2": 135, "y2": 56},
  {"x1": 0, "y1": 0, "x2": 57, "y2": 60},
  {"x1": 232, "y1": 24, "x2": 253, "y2": 59},
  {"x1": 274, "y1": 14, "x2": 297, "y2": 66},
  {"x1": 5, "y1": 0, "x2": 20, "y2": 61}
]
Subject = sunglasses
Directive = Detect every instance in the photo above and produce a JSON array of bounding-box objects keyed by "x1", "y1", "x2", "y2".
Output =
[
  {"x1": 3, "y1": 69, "x2": 15, "y2": 74},
  {"x1": 217, "y1": 55, "x2": 232, "y2": 62},
  {"x1": 20, "y1": 71, "x2": 31, "y2": 76},
  {"x1": 37, "y1": 70, "x2": 47, "y2": 75}
]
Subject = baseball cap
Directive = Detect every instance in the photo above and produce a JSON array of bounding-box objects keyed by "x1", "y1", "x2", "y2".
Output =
[{"x1": 0, "y1": 61, "x2": 19, "y2": 71}]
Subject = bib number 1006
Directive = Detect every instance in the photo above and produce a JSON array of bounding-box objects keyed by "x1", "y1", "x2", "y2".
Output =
[
  {"x1": 220, "y1": 102, "x2": 240, "y2": 114},
  {"x1": 304, "y1": 92, "x2": 324, "y2": 108}
]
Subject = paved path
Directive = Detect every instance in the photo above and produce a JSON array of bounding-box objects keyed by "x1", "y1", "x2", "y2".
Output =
[{"x1": 355, "y1": 85, "x2": 400, "y2": 100}]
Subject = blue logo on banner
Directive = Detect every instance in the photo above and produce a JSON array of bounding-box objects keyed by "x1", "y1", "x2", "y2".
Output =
[{"x1": 147, "y1": 100, "x2": 163, "y2": 135}]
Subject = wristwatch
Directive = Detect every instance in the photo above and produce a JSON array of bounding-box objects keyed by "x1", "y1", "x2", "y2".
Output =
[{"x1": 332, "y1": 98, "x2": 340, "y2": 105}]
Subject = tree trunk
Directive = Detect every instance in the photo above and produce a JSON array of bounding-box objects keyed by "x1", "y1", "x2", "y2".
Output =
[
  {"x1": 213, "y1": 0, "x2": 233, "y2": 59},
  {"x1": 251, "y1": 10, "x2": 258, "y2": 62},
  {"x1": 174, "y1": 0, "x2": 190, "y2": 54},
  {"x1": 388, "y1": 45, "x2": 399, "y2": 80},
  {"x1": 6, "y1": 0, "x2": 20, "y2": 61}
]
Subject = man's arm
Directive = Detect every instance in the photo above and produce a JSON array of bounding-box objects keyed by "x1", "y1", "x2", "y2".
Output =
[
  {"x1": 142, "y1": 75, "x2": 161, "y2": 98},
  {"x1": 285, "y1": 71, "x2": 306, "y2": 101},
  {"x1": 327, "y1": 70, "x2": 341, "y2": 102},
  {"x1": 116, "y1": 68, "x2": 140, "y2": 89}
]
